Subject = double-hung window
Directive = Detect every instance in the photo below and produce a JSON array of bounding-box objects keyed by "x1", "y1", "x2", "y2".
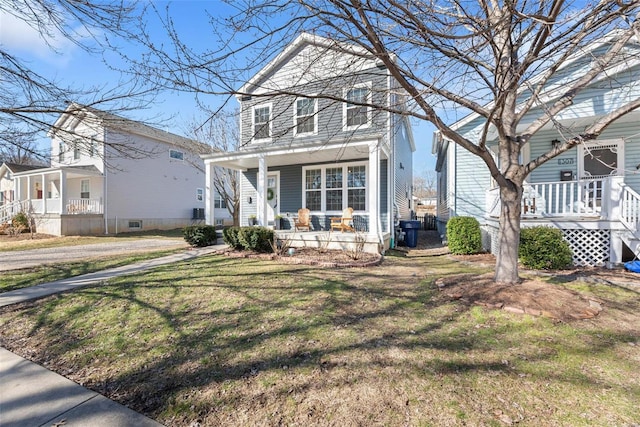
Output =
[
  {"x1": 303, "y1": 163, "x2": 367, "y2": 212},
  {"x1": 80, "y1": 179, "x2": 90, "y2": 199},
  {"x1": 345, "y1": 85, "x2": 370, "y2": 128},
  {"x1": 58, "y1": 141, "x2": 65, "y2": 162},
  {"x1": 73, "y1": 142, "x2": 81, "y2": 160},
  {"x1": 253, "y1": 105, "x2": 271, "y2": 140},
  {"x1": 295, "y1": 98, "x2": 316, "y2": 135},
  {"x1": 214, "y1": 193, "x2": 227, "y2": 209}
]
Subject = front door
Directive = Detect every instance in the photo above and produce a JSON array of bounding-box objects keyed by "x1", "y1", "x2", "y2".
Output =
[{"x1": 266, "y1": 173, "x2": 279, "y2": 225}]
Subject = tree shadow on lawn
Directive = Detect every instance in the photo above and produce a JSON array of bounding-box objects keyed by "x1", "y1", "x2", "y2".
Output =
[{"x1": 3, "y1": 253, "x2": 639, "y2": 423}]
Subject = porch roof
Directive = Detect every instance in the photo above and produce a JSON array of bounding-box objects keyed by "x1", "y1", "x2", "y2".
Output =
[
  {"x1": 201, "y1": 135, "x2": 387, "y2": 170},
  {"x1": 12, "y1": 165, "x2": 102, "y2": 179}
]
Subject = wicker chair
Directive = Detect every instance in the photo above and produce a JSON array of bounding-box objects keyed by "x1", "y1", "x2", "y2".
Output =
[{"x1": 330, "y1": 207, "x2": 354, "y2": 232}]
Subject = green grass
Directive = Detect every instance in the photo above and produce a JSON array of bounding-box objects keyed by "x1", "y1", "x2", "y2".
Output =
[
  {"x1": 0, "y1": 253, "x2": 638, "y2": 426},
  {"x1": 0, "y1": 249, "x2": 182, "y2": 293}
]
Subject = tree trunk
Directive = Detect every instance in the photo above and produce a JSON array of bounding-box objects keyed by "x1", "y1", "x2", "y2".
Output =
[{"x1": 495, "y1": 184, "x2": 523, "y2": 284}]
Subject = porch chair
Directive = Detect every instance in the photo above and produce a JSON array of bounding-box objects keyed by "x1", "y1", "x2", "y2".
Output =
[
  {"x1": 330, "y1": 207, "x2": 355, "y2": 232},
  {"x1": 294, "y1": 208, "x2": 311, "y2": 231}
]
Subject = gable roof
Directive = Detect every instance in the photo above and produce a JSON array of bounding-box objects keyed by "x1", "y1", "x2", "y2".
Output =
[
  {"x1": 237, "y1": 32, "x2": 382, "y2": 96},
  {"x1": 48, "y1": 103, "x2": 209, "y2": 153}
]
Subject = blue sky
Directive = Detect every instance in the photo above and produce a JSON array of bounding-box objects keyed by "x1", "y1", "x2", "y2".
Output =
[{"x1": 0, "y1": 1, "x2": 437, "y2": 173}]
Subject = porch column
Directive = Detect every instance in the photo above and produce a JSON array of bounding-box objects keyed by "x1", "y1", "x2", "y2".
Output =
[
  {"x1": 256, "y1": 154, "x2": 268, "y2": 226},
  {"x1": 41, "y1": 173, "x2": 47, "y2": 213},
  {"x1": 60, "y1": 170, "x2": 67, "y2": 214},
  {"x1": 607, "y1": 176, "x2": 624, "y2": 221},
  {"x1": 204, "y1": 162, "x2": 215, "y2": 226},
  {"x1": 368, "y1": 142, "x2": 380, "y2": 236}
]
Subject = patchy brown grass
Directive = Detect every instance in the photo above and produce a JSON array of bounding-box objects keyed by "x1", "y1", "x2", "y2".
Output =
[{"x1": 0, "y1": 231, "x2": 639, "y2": 426}]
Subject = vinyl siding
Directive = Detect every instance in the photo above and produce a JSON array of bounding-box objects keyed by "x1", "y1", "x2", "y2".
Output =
[
  {"x1": 394, "y1": 119, "x2": 413, "y2": 220},
  {"x1": 379, "y1": 159, "x2": 388, "y2": 231}
]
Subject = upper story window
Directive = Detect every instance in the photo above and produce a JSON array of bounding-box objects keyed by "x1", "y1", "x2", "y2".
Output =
[
  {"x1": 294, "y1": 98, "x2": 316, "y2": 135},
  {"x1": 345, "y1": 84, "x2": 371, "y2": 128},
  {"x1": 253, "y1": 104, "x2": 271, "y2": 140},
  {"x1": 73, "y1": 142, "x2": 81, "y2": 160},
  {"x1": 214, "y1": 193, "x2": 227, "y2": 209},
  {"x1": 58, "y1": 141, "x2": 65, "y2": 162},
  {"x1": 89, "y1": 138, "x2": 97, "y2": 157},
  {"x1": 170, "y1": 149, "x2": 184, "y2": 161},
  {"x1": 196, "y1": 188, "x2": 204, "y2": 201}
]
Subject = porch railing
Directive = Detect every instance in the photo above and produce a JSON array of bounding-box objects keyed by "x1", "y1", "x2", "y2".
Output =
[
  {"x1": 487, "y1": 177, "x2": 608, "y2": 218},
  {"x1": 66, "y1": 198, "x2": 103, "y2": 214},
  {"x1": 620, "y1": 183, "x2": 640, "y2": 232},
  {"x1": 0, "y1": 200, "x2": 31, "y2": 224}
]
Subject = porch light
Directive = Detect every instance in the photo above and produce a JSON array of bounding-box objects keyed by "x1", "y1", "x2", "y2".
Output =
[{"x1": 551, "y1": 139, "x2": 561, "y2": 149}]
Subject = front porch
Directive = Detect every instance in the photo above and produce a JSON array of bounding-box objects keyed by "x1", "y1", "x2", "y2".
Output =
[
  {"x1": 274, "y1": 229, "x2": 388, "y2": 254},
  {"x1": 484, "y1": 176, "x2": 640, "y2": 266}
]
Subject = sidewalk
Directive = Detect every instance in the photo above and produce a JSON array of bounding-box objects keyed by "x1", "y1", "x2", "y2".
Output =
[{"x1": 0, "y1": 243, "x2": 227, "y2": 426}]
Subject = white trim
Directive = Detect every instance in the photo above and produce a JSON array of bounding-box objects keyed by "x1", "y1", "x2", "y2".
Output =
[
  {"x1": 343, "y1": 82, "x2": 372, "y2": 131},
  {"x1": 578, "y1": 138, "x2": 625, "y2": 179},
  {"x1": 252, "y1": 103, "x2": 273, "y2": 143},
  {"x1": 302, "y1": 160, "x2": 368, "y2": 214},
  {"x1": 293, "y1": 96, "x2": 318, "y2": 137}
]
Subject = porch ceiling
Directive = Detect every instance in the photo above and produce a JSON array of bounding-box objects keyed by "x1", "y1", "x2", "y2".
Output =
[
  {"x1": 202, "y1": 137, "x2": 386, "y2": 170},
  {"x1": 13, "y1": 165, "x2": 102, "y2": 179}
]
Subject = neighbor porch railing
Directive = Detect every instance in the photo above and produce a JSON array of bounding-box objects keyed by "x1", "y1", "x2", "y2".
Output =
[
  {"x1": 486, "y1": 177, "x2": 612, "y2": 219},
  {"x1": 620, "y1": 183, "x2": 640, "y2": 232},
  {"x1": 0, "y1": 200, "x2": 32, "y2": 224},
  {"x1": 66, "y1": 198, "x2": 103, "y2": 214}
]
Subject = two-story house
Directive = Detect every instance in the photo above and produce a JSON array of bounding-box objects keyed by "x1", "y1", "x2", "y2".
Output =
[
  {"x1": 201, "y1": 33, "x2": 415, "y2": 253},
  {"x1": 0, "y1": 103, "x2": 231, "y2": 235}
]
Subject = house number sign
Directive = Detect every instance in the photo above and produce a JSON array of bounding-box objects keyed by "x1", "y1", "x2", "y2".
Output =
[{"x1": 557, "y1": 158, "x2": 575, "y2": 165}]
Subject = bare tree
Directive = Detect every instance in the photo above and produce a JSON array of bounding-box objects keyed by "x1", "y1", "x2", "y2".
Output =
[
  {"x1": 130, "y1": 1, "x2": 640, "y2": 284},
  {"x1": 185, "y1": 111, "x2": 241, "y2": 226},
  {"x1": 1, "y1": 0, "x2": 156, "y2": 155},
  {"x1": 0, "y1": 128, "x2": 47, "y2": 165},
  {"x1": 413, "y1": 170, "x2": 436, "y2": 200}
]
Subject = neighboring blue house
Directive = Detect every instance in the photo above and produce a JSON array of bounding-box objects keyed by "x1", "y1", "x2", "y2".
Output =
[
  {"x1": 202, "y1": 33, "x2": 415, "y2": 252},
  {"x1": 433, "y1": 32, "x2": 640, "y2": 267}
]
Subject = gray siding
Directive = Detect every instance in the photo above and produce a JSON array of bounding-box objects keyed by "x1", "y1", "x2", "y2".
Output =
[
  {"x1": 394, "y1": 119, "x2": 414, "y2": 220},
  {"x1": 239, "y1": 67, "x2": 389, "y2": 148},
  {"x1": 379, "y1": 159, "x2": 388, "y2": 231}
]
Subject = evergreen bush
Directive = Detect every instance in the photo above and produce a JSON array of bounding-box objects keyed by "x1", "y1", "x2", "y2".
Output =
[
  {"x1": 446, "y1": 216, "x2": 482, "y2": 255},
  {"x1": 238, "y1": 226, "x2": 274, "y2": 252},
  {"x1": 222, "y1": 226, "x2": 243, "y2": 249},
  {"x1": 519, "y1": 226, "x2": 573, "y2": 270},
  {"x1": 183, "y1": 225, "x2": 217, "y2": 247}
]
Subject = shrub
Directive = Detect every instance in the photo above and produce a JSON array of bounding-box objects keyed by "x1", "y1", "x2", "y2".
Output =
[
  {"x1": 519, "y1": 227, "x2": 573, "y2": 270},
  {"x1": 11, "y1": 211, "x2": 30, "y2": 233},
  {"x1": 183, "y1": 225, "x2": 217, "y2": 247},
  {"x1": 238, "y1": 226, "x2": 274, "y2": 252},
  {"x1": 446, "y1": 216, "x2": 482, "y2": 255},
  {"x1": 222, "y1": 226, "x2": 243, "y2": 250}
]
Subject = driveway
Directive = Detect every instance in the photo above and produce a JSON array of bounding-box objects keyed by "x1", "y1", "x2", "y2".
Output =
[{"x1": 0, "y1": 239, "x2": 189, "y2": 272}]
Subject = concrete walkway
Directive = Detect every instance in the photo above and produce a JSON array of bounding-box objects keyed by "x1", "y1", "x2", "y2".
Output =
[{"x1": 0, "y1": 242, "x2": 227, "y2": 426}]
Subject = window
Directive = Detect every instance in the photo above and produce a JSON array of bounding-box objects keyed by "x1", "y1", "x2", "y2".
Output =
[
  {"x1": 73, "y1": 142, "x2": 81, "y2": 160},
  {"x1": 170, "y1": 149, "x2": 184, "y2": 160},
  {"x1": 89, "y1": 138, "x2": 97, "y2": 157},
  {"x1": 128, "y1": 220, "x2": 142, "y2": 229},
  {"x1": 80, "y1": 179, "x2": 90, "y2": 199},
  {"x1": 345, "y1": 85, "x2": 370, "y2": 128},
  {"x1": 303, "y1": 163, "x2": 367, "y2": 212},
  {"x1": 215, "y1": 218, "x2": 224, "y2": 226},
  {"x1": 348, "y1": 165, "x2": 367, "y2": 211},
  {"x1": 253, "y1": 105, "x2": 271, "y2": 140},
  {"x1": 214, "y1": 193, "x2": 227, "y2": 209},
  {"x1": 58, "y1": 141, "x2": 65, "y2": 162},
  {"x1": 304, "y1": 169, "x2": 322, "y2": 211},
  {"x1": 295, "y1": 98, "x2": 316, "y2": 135},
  {"x1": 196, "y1": 188, "x2": 204, "y2": 201}
]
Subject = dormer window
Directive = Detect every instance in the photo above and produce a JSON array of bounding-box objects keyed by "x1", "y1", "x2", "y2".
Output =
[
  {"x1": 294, "y1": 98, "x2": 316, "y2": 135},
  {"x1": 73, "y1": 141, "x2": 81, "y2": 160},
  {"x1": 345, "y1": 84, "x2": 371, "y2": 128},
  {"x1": 253, "y1": 105, "x2": 271, "y2": 140}
]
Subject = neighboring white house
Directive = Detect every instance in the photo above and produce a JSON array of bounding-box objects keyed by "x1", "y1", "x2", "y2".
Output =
[
  {"x1": 433, "y1": 33, "x2": 640, "y2": 267},
  {"x1": 0, "y1": 103, "x2": 231, "y2": 235},
  {"x1": 201, "y1": 33, "x2": 415, "y2": 253}
]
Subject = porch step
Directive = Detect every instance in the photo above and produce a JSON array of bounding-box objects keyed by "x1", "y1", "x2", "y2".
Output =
[{"x1": 620, "y1": 230, "x2": 640, "y2": 258}]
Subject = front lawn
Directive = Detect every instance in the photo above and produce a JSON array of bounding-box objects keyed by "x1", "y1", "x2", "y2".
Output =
[{"x1": 0, "y1": 252, "x2": 638, "y2": 426}]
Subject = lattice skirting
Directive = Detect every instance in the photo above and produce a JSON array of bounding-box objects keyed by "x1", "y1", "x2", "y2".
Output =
[{"x1": 481, "y1": 225, "x2": 610, "y2": 267}]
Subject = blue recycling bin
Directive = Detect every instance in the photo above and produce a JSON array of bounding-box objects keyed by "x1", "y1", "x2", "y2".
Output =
[{"x1": 399, "y1": 220, "x2": 421, "y2": 248}]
